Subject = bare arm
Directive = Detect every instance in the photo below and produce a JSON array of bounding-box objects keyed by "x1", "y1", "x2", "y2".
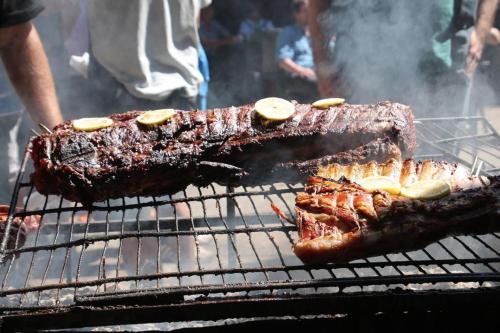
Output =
[
  {"x1": 467, "y1": 0, "x2": 499, "y2": 74},
  {"x1": 0, "y1": 22, "x2": 63, "y2": 129},
  {"x1": 309, "y1": 0, "x2": 336, "y2": 97},
  {"x1": 279, "y1": 58, "x2": 316, "y2": 80}
]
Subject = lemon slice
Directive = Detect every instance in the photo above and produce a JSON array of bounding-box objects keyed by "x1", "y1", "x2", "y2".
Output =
[
  {"x1": 357, "y1": 176, "x2": 402, "y2": 195},
  {"x1": 137, "y1": 109, "x2": 176, "y2": 126},
  {"x1": 73, "y1": 117, "x2": 113, "y2": 132},
  {"x1": 255, "y1": 97, "x2": 295, "y2": 121},
  {"x1": 400, "y1": 180, "x2": 451, "y2": 200},
  {"x1": 312, "y1": 97, "x2": 345, "y2": 109}
]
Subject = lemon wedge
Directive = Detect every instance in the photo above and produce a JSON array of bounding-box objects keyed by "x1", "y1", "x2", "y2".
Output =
[
  {"x1": 73, "y1": 117, "x2": 113, "y2": 132},
  {"x1": 312, "y1": 98, "x2": 345, "y2": 109},
  {"x1": 400, "y1": 180, "x2": 451, "y2": 200},
  {"x1": 357, "y1": 176, "x2": 402, "y2": 195},
  {"x1": 137, "y1": 109, "x2": 176, "y2": 126},
  {"x1": 255, "y1": 97, "x2": 295, "y2": 121}
]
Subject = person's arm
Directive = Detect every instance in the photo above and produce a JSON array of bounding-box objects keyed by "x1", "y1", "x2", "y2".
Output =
[
  {"x1": 466, "y1": 0, "x2": 499, "y2": 74},
  {"x1": 200, "y1": 36, "x2": 237, "y2": 49},
  {"x1": 278, "y1": 58, "x2": 316, "y2": 80},
  {"x1": 0, "y1": 22, "x2": 62, "y2": 129},
  {"x1": 308, "y1": 0, "x2": 336, "y2": 97},
  {"x1": 276, "y1": 28, "x2": 316, "y2": 80}
]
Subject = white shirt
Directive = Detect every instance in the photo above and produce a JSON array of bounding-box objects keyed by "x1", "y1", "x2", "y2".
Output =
[{"x1": 89, "y1": 0, "x2": 211, "y2": 101}]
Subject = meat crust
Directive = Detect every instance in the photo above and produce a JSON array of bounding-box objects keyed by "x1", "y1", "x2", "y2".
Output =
[{"x1": 30, "y1": 101, "x2": 416, "y2": 203}]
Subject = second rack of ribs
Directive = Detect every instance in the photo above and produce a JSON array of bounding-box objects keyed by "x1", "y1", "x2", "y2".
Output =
[{"x1": 30, "y1": 101, "x2": 416, "y2": 203}]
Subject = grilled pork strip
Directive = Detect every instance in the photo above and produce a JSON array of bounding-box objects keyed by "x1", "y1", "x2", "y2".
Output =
[
  {"x1": 317, "y1": 159, "x2": 487, "y2": 190},
  {"x1": 289, "y1": 159, "x2": 499, "y2": 263},
  {"x1": 30, "y1": 101, "x2": 415, "y2": 203}
]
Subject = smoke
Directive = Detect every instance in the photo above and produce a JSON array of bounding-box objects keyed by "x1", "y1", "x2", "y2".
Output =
[{"x1": 317, "y1": 0, "x2": 495, "y2": 117}]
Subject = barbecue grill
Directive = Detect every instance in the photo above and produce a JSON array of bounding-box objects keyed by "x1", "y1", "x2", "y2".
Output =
[{"x1": 0, "y1": 116, "x2": 499, "y2": 331}]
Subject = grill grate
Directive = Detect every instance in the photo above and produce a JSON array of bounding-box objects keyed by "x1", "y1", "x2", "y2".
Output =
[{"x1": 0, "y1": 116, "x2": 499, "y2": 330}]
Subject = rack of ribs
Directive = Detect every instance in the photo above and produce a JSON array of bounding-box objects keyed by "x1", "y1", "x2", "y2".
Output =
[
  {"x1": 30, "y1": 101, "x2": 415, "y2": 203},
  {"x1": 277, "y1": 159, "x2": 499, "y2": 263}
]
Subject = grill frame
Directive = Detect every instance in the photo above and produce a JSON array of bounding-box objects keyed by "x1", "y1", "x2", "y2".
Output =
[{"x1": 0, "y1": 116, "x2": 499, "y2": 331}]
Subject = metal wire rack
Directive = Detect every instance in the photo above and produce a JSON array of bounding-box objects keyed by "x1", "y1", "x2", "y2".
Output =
[{"x1": 0, "y1": 116, "x2": 499, "y2": 331}]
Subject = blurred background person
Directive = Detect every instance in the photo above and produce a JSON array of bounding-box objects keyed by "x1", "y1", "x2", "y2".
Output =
[
  {"x1": 85, "y1": 0, "x2": 211, "y2": 114},
  {"x1": 455, "y1": 0, "x2": 499, "y2": 75},
  {"x1": 199, "y1": 4, "x2": 243, "y2": 107},
  {"x1": 0, "y1": 0, "x2": 63, "y2": 203},
  {"x1": 465, "y1": 5, "x2": 500, "y2": 114},
  {"x1": 309, "y1": 0, "x2": 498, "y2": 117},
  {"x1": 199, "y1": 4, "x2": 243, "y2": 57},
  {"x1": 275, "y1": 0, "x2": 319, "y2": 102},
  {"x1": 35, "y1": 0, "x2": 89, "y2": 119},
  {"x1": 239, "y1": 2, "x2": 274, "y2": 40}
]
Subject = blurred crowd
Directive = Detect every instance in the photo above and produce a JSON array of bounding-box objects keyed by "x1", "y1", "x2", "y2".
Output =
[{"x1": 0, "y1": 0, "x2": 499, "y2": 201}]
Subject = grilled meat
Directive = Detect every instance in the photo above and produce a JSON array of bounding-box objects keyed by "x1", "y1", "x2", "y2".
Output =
[
  {"x1": 279, "y1": 159, "x2": 499, "y2": 263},
  {"x1": 316, "y1": 158, "x2": 487, "y2": 190},
  {"x1": 31, "y1": 101, "x2": 415, "y2": 203},
  {"x1": 273, "y1": 137, "x2": 404, "y2": 180}
]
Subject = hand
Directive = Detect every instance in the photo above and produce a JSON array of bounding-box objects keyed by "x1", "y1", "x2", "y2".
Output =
[
  {"x1": 466, "y1": 28, "x2": 486, "y2": 75},
  {"x1": 298, "y1": 67, "x2": 317, "y2": 81},
  {"x1": 486, "y1": 27, "x2": 500, "y2": 45},
  {"x1": 231, "y1": 34, "x2": 244, "y2": 44}
]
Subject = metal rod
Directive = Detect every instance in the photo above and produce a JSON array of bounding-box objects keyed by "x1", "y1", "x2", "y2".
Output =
[
  {"x1": 474, "y1": 161, "x2": 484, "y2": 177},
  {"x1": 432, "y1": 133, "x2": 492, "y2": 144},
  {"x1": 471, "y1": 156, "x2": 479, "y2": 173},
  {"x1": 418, "y1": 117, "x2": 500, "y2": 159},
  {"x1": 1, "y1": 268, "x2": 499, "y2": 298},
  {"x1": 9, "y1": 186, "x2": 303, "y2": 217},
  {"x1": 2, "y1": 289, "x2": 500, "y2": 331},
  {"x1": 0, "y1": 140, "x2": 32, "y2": 262},
  {"x1": 461, "y1": 74, "x2": 474, "y2": 118},
  {"x1": 226, "y1": 186, "x2": 236, "y2": 220},
  {"x1": 210, "y1": 184, "x2": 247, "y2": 282},
  {"x1": 415, "y1": 116, "x2": 485, "y2": 121},
  {"x1": 38, "y1": 123, "x2": 53, "y2": 134},
  {"x1": 196, "y1": 187, "x2": 227, "y2": 284},
  {"x1": 416, "y1": 132, "x2": 493, "y2": 177},
  {"x1": 74, "y1": 273, "x2": 500, "y2": 304}
]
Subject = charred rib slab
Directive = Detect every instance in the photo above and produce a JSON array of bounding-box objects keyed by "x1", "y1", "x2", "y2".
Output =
[{"x1": 30, "y1": 101, "x2": 416, "y2": 203}]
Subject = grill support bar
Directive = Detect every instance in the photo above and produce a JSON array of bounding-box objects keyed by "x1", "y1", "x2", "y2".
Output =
[
  {"x1": 0, "y1": 142, "x2": 31, "y2": 263},
  {"x1": 1, "y1": 288, "x2": 499, "y2": 332}
]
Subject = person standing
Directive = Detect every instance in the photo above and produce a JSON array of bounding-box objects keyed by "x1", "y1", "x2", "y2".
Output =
[
  {"x1": 87, "y1": 0, "x2": 211, "y2": 112},
  {"x1": 275, "y1": 0, "x2": 319, "y2": 102},
  {"x1": 308, "y1": 0, "x2": 498, "y2": 116},
  {"x1": 0, "y1": 0, "x2": 63, "y2": 202},
  {"x1": 199, "y1": 4, "x2": 242, "y2": 57},
  {"x1": 239, "y1": 3, "x2": 274, "y2": 40}
]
